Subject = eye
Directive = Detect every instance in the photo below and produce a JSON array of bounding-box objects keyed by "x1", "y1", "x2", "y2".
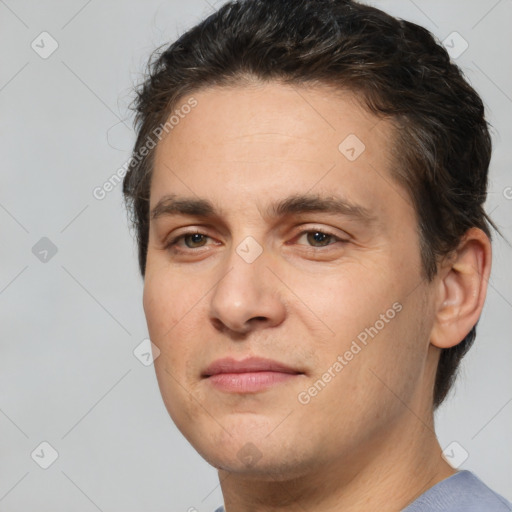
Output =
[
  {"x1": 294, "y1": 229, "x2": 346, "y2": 248},
  {"x1": 164, "y1": 227, "x2": 347, "y2": 254},
  {"x1": 165, "y1": 231, "x2": 211, "y2": 251}
]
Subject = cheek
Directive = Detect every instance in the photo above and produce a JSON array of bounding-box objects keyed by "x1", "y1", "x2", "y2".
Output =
[
  {"x1": 285, "y1": 260, "x2": 399, "y2": 343},
  {"x1": 290, "y1": 259, "x2": 427, "y2": 406},
  {"x1": 143, "y1": 276, "x2": 203, "y2": 424},
  {"x1": 143, "y1": 275, "x2": 195, "y2": 372},
  {"x1": 298, "y1": 299, "x2": 429, "y2": 448},
  {"x1": 143, "y1": 268, "x2": 196, "y2": 335},
  {"x1": 143, "y1": 281, "x2": 171, "y2": 344},
  {"x1": 348, "y1": 289, "x2": 431, "y2": 411}
]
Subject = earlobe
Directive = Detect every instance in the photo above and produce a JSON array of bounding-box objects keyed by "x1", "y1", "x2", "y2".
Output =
[{"x1": 430, "y1": 228, "x2": 492, "y2": 349}]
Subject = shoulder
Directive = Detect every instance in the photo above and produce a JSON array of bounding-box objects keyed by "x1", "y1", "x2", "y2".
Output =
[
  {"x1": 213, "y1": 472, "x2": 511, "y2": 512},
  {"x1": 403, "y1": 470, "x2": 512, "y2": 512}
]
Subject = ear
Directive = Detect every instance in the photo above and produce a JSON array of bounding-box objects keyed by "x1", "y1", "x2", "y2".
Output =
[{"x1": 430, "y1": 228, "x2": 492, "y2": 349}]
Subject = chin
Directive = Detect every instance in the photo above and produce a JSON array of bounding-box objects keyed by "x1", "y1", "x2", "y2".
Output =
[
  {"x1": 209, "y1": 453, "x2": 314, "y2": 481},
  {"x1": 188, "y1": 427, "x2": 317, "y2": 481}
]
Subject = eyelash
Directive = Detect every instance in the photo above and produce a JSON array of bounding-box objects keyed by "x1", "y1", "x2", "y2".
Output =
[{"x1": 164, "y1": 228, "x2": 347, "y2": 253}]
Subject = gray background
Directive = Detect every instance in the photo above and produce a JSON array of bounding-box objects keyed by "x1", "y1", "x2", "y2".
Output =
[{"x1": 1, "y1": 0, "x2": 511, "y2": 510}]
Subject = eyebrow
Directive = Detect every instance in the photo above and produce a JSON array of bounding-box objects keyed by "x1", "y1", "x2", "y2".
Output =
[{"x1": 150, "y1": 193, "x2": 375, "y2": 224}]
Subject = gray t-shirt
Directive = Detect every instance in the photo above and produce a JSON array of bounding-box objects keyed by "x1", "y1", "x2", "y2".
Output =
[{"x1": 213, "y1": 470, "x2": 512, "y2": 511}]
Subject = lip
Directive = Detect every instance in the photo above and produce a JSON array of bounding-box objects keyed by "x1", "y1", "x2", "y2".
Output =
[{"x1": 202, "y1": 356, "x2": 303, "y2": 393}]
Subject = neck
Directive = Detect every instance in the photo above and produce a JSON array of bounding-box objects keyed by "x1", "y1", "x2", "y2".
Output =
[{"x1": 218, "y1": 399, "x2": 455, "y2": 511}]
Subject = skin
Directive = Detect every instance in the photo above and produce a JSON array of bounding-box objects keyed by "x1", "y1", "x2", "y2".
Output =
[{"x1": 143, "y1": 81, "x2": 491, "y2": 511}]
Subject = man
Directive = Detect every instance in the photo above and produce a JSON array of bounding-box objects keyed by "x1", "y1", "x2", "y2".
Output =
[{"x1": 123, "y1": 0, "x2": 511, "y2": 510}]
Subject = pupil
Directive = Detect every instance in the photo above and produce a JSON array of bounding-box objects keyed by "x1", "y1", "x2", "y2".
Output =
[
  {"x1": 309, "y1": 232, "x2": 329, "y2": 246},
  {"x1": 187, "y1": 233, "x2": 204, "y2": 247}
]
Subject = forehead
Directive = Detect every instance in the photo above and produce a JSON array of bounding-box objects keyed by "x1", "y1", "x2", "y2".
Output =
[
  {"x1": 150, "y1": 81, "x2": 410, "y2": 220},
  {"x1": 154, "y1": 82, "x2": 385, "y2": 162}
]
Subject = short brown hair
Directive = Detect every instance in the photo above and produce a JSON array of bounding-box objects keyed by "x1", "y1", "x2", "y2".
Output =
[{"x1": 123, "y1": 0, "x2": 498, "y2": 408}]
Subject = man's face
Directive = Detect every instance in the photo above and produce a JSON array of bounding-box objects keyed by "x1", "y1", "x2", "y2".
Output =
[{"x1": 143, "y1": 82, "x2": 438, "y2": 478}]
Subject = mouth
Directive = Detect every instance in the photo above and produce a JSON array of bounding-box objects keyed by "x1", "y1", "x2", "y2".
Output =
[{"x1": 202, "y1": 356, "x2": 304, "y2": 393}]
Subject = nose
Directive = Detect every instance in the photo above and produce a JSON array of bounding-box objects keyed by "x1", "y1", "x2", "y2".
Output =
[{"x1": 208, "y1": 242, "x2": 286, "y2": 335}]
